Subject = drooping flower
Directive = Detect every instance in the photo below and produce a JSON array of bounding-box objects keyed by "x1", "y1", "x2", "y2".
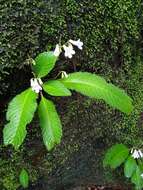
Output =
[
  {"x1": 30, "y1": 78, "x2": 42, "y2": 93},
  {"x1": 131, "y1": 149, "x2": 139, "y2": 159},
  {"x1": 69, "y1": 39, "x2": 83, "y2": 50},
  {"x1": 131, "y1": 149, "x2": 143, "y2": 159},
  {"x1": 141, "y1": 173, "x2": 143, "y2": 178},
  {"x1": 61, "y1": 71, "x2": 68, "y2": 78},
  {"x1": 53, "y1": 44, "x2": 61, "y2": 57},
  {"x1": 63, "y1": 44, "x2": 75, "y2": 59}
]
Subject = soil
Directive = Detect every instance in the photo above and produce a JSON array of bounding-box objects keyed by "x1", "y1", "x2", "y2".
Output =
[
  {"x1": 25, "y1": 183, "x2": 132, "y2": 190},
  {"x1": 72, "y1": 185, "x2": 131, "y2": 190}
]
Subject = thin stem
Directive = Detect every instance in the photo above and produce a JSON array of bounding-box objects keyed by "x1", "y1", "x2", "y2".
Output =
[
  {"x1": 72, "y1": 60, "x2": 77, "y2": 71},
  {"x1": 54, "y1": 71, "x2": 62, "y2": 79},
  {"x1": 40, "y1": 91, "x2": 43, "y2": 98}
]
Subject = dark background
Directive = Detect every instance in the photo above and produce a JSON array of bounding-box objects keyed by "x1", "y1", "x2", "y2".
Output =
[{"x1": 0, "y1": 0, "x2": 143, "y2": 189}]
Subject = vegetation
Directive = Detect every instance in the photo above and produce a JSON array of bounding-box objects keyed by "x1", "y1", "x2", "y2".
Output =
[
  {"x1": 19, "y1": 169, "x2": 29, "y2": 188},
  {"x1": 104, "y1": 144, "x2": 143, "y2": 189},
  {"x1": 0, "y1": 0, "x2": 143, "y2": 189},
  {"x1": 0, "y1": 0, "x2": 142, "y2": 95},
  {"x1": 3, "y1": 44, "x2": 132, "y2": 151}
]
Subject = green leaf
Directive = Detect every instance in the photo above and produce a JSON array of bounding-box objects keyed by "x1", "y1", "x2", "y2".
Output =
[
  {"x1": 103, "y1": 144, "x2": 129, "y2": 169},
  {"x1": 138, "y1": 160, "x2": 143, "y2": 171},
  {"x1": 19, "y1": 169, "x2": 29, "y2": 188},
  {"x1": 124, "y1": 156, "x2": 137, "y2": 178},
  {"x1": 3, "y1": 88, "x2": 37, "y2": 149},
  {"x1": 32, "y1": 51, "x2": 57, "y2": 78},
  {"x1": 38, "y1": 96, "x2": 62, "y2": 150},
  {"x1": 131, "y1": 166, "x2": 143, "y2": 189},
  {"x1": 43, "y1": 80, "x2": 71, "y2": 96},
  {"x1": 60, "y1": 72, "x2": 133, "y2": 114}
]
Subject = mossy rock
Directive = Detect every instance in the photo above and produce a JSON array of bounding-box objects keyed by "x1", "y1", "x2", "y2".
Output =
[
  {"x1": 0, "y1": 0, "x2": 143, "y2": 189},
  {"x1": 0, "y1": 0, "x2": 142, "y2": 95},
  {"x1": 1, "y1": 58, "x2": 143, "y2": 189}
]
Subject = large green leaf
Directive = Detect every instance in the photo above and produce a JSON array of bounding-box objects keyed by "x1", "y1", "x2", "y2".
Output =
[
  {"x1": 32, "y1": 51, "x2": 57, "y2": 78},
  {"x1": 19, "y1": 169, "x2": 29, "y2": 188},
  {"x1": 3, "y1": 88, "x2": 37, "y2": 149},
  {"x1": 131, "y1": 166, "x2": 143, "y2": 189},
  {"x1": 103, "y1": 144, "x2": 129, "y2": 169},
  {"x1": 43, "y1": 80, "x2": 71, "y2": 96},
  {"x1": 60, "y1": 72, "x2": 133, "y2": 114},
  {"x1": 124, "y1": 156, "x2": 137, "y2": 178},
  {"x1": 38, "y1": 96, "x2": 62, "y2": 150}
]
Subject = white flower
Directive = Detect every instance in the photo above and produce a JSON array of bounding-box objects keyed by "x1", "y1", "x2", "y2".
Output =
[
  {"x1": 131, "y1": 149, "x2": 143, "y2": 159},
  {"x1": 53, "y1": 44, "x2": 61, "y2": 57},
  {"x1": 138, "y1": 150, "x2": 143, "y2": 158},
  {"x1": 132, "y1": 149, "x2": 140, "y2": 159},
  {"x1": 69, "y1": 39, "x2": 83, "y2": 50},
  {"x1": 61, "y1": 71, "x2": 68, "y2": 78},
  {"x1": 141, "y1": 173, "x2": 143, "y2": 178},
  {"x1": 63, "y1": 44, "x2": 75, "y2": 59},
  {"x1": 30, "y1": 78, "x2": 42, "y2": 93}
]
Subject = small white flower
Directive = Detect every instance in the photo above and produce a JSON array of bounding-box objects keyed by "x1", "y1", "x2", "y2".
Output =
[
  {"x1": 131, "y1": 149, "x2": 143, "y2": 159},
  {"x1": 132, "y1": 149, "x2": 139, "y2": 159},
  {"x1": 69, "y1": 39, "x2": 83, "y2": 50},
  {"x1": 30, "y1": 78, "x2": 42, "y2": 93},
  {"x1": 63, "y1": 44, "x2": 75, "y2": 59},
  {"x1": 53, "y1": 44, "x2": 61, "y2": 57},
  {"x1": 138, "y1": 150, "x2": 143, "y2": 158},
  {"x1": 61, "y1": 71, "x2": 68, "y2": 78},
  {"x1": 30, "y1": 78, "x2": 35, "y2": 87},
  {"x1": 141, "y1": 173, "x2": 143, "y2": 178}
]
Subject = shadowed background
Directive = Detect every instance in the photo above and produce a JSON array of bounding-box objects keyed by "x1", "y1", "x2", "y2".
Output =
[{"x1": 0, "y1": 0, "x2": 143, "y2": 189}]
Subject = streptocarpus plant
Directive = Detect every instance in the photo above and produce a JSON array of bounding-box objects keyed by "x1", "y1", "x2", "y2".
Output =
[
  {"x1": 103, "y1": 144, "x2": 143, "y2": 190},
  {"x1": 3, "y1": 39, "x2": 133, "y2": 151}
]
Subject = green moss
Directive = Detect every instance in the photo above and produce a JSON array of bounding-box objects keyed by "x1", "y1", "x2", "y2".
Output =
[
  {"x1": 114, "y1": 55, "x2": 143, "y2": 146},
  {"x1": 0, "y1": 146, "x2": 38, "y2": 189},
  {"x1": 0, "y1": 0, "x2": 142, "y2": 95},
  {"x1": 0, "y1": 0, "x2": 143, "y2": 188}
]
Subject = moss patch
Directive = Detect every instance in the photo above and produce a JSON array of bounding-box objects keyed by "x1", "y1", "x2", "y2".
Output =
[{"x1": 0, "y1": 0, "x2": 143, "y2": 189}]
